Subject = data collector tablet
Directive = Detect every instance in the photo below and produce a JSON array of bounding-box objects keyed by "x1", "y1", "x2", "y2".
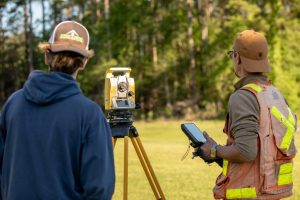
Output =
[{"x1": 181, "y1": 123, "x2": 207, "y2": 147}]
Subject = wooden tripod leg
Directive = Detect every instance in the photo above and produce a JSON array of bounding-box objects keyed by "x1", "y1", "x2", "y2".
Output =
[
  {"x1": 130, "y1": 137, "x2": 161, "y2": 200},
  {"x1": 123, "y1": 136, "x2": 129, "y2": 200},
  {"x1": 113, "y1": 137, "x2": 117, "y2": 149},
  {"x1": 135, "y1": 137, "x2": 166, "y2": 200}
]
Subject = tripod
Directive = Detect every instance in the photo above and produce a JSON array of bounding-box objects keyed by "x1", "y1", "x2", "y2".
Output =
[{"x1": 109, "y1": 111, "x2": 165, "y2": 200}]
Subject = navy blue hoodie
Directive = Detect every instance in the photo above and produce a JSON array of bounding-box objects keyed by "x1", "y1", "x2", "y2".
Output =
[{"x1": 0, "y1": 71, "x2": 115, "y2": 200}]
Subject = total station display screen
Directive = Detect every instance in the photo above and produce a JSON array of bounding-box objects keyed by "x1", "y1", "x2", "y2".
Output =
[{"x1": 116, "y1": 100, "x2": 129, "y2": 107}]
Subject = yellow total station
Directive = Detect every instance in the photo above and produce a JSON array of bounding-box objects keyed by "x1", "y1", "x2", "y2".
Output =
[{"x1": 105, "y1": 67, "x2": 135, "y2": 110}]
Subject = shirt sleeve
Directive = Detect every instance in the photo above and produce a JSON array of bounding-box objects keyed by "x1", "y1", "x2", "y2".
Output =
[
  {"x1": 0, "y1": 111, "x2": 5, "y2": 200},
  {"x1": 229, "y1": 89, "x2": 259, "y2": 161},
  {"x1": 80, "y1": 111, "x2": 115, "y2": 200}
]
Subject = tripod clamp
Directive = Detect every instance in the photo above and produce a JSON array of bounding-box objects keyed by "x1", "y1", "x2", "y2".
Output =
[{"x1": 129, "y1": 126, "x2": 139, "y2": 138}]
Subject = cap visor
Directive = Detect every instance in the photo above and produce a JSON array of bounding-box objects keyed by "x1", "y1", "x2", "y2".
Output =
[
  {"x1": 240, "y1": 55, "x2": 270, "y2": 73},
  {"x1": 50, "y1": 44, "x2": 88, "y2": 57}
]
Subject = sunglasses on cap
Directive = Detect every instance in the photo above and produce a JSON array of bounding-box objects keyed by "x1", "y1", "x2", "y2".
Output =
[{"x1": 227, "y1": 50, "x2": 237, "y2": 58}]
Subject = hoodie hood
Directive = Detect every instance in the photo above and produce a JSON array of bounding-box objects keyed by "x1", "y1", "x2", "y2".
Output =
[{"x1": 24, "y1": 71, "x2": 82, "y2": 104}]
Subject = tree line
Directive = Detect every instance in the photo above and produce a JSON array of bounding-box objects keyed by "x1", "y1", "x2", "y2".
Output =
[{"x1": 1, "y1": 0, "x2": 300, "y2": 119}]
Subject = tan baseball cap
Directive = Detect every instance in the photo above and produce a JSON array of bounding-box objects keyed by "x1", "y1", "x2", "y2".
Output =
[
  {"x1": 48, "y1": 21, "x2": 90, "y2": 57},
  {"x1": 234, "y1": 30, "x2": 270, "y2": 72}
]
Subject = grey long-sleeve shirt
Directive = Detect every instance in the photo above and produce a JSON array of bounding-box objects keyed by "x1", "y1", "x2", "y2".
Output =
[{"x1": 228, "y1": 74, "x2": 268, "y2": 161}]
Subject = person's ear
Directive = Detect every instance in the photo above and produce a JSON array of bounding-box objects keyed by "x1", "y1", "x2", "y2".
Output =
[
  {"x1": 79, "y1": 58, "x2": 88, "y2": 71},
  {"x1": 238, "y1": 54, "x2": 242, "y2": 64},
  {"x1": 234, "y1": 52, "x2": 241, "y2": 64}
]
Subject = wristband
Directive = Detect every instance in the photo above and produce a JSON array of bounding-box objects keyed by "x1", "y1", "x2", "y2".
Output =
[{"x1": 210, "y1": 144, "x2": 219, "y2": 160}]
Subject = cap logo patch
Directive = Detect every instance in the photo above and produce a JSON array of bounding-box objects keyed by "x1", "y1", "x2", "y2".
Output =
[{"x1": 59, "y1": 30, "x2": 83, "y2": 43}]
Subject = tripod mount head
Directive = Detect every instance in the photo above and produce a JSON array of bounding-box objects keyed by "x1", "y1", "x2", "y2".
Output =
[{"x1": 107, "y1": 110, "x2": 134, "y2": 137}]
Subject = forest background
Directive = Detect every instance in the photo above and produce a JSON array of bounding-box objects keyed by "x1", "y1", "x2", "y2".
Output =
[{"x1": 1, "y1": 0, "x2": 300, "y2": 119}]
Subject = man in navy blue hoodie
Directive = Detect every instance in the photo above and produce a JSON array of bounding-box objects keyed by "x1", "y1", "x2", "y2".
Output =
[{"x1": 0, "y1": 21, "x2": 115, "y2": 199}]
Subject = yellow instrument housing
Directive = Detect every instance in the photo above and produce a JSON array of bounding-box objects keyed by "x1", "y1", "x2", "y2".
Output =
[{"x1": 105, "y1": 67, "x2": 135, "y2": 110}]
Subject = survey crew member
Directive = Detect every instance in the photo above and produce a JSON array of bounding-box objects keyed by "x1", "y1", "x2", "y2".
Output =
[
  {"x1": 197, "y1": 30, "x2": 297, "y2": 199},
  {"x1": 0, "y1": 21, "x2": 115, "y2": 200}
]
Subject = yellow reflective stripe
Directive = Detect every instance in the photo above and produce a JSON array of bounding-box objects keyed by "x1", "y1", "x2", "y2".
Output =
[
  {"x1": 271, "y1": 106, "x2": 295, "y2": 150},
  {"x1": 271, "y1": 107, "x2": 294, "y2": 130},
  {"x1": 222, "y1": 159, "x2": 228, "y2": 176},
  {"x1": 288, "y1": 107, "x2": 295, "y2": 126},
  {"x1": 243, "y1": 83, "x2": 262, "y2": 92},
  {"x1": 278, "y1": 173, "x2": 292, "y2": 185},
  {"x1": 280, "y1": 129, "x2": 294, "y2": 149},
  {"x1": 279, "y1": 163, "x2": 293, "y2": 174},
  {"x1": 271, "y1": 106, "x2": 286, "y2": 124},
  {"x1": 278, "y1": 163, "x2": 293, "y2": 186},
  {"x1": 226, "y1": 187, "x2": 257, "y2": 199}
]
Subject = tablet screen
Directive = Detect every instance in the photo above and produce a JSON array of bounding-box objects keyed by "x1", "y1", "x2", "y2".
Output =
[{"x1": 184, "y1": 123, "x2": 206, "y2": 143}]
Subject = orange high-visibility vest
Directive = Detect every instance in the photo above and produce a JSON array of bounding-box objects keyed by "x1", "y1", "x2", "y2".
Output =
[{"x1": 213, "y1": 82, "x2": 297, "y2": 200}]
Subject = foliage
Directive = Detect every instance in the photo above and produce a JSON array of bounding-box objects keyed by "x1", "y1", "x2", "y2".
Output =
[{"x1": 1, "y1": 0, "x2": 300, "y2": 118}]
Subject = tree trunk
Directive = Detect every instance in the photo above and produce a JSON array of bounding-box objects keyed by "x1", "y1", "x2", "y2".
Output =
[
  {"x1": 152, "y1": 35, "x2": 158, "y2": 68},
  {"x1": 197, "y1": 0, "x2": 212, "y2": 99},
  {"x1": 52, "y1": 0, "x2": 60, "y2": 25},
  {"x1": 28, "y1": 0, "x2": 34, "y2": 72},
  {"x1": 41, "y1": 0, "x2": 46, "y2": 39},
  {"x1": 66, "y1": 4, "x2": 73, "y2": 19},
  {"x1": 96, "y1": 0, "x2": 101, "y2": 19},
  {"x1": 104, "y1": 0, "x2": 112, "y2": 59},
  {"x1": 187, "y1": 0, "x2": 196, "y2": 97},
  {"x1": 151, "y1": 0, "x2": 158, "y2": 69},
  {"x1": 164, "y1": 74, "x2": 171, "y2": 106},
  {"x1": 79, "y1": 1, "x2": 85, "y2": 21},
  {"x1": 24, "y1": 0, "x2": 33, "y2": 77},
  {"x1": 91, "y1": 0, "x2": 101, "y2": 20},
  {"x1": 197, "y1": 0, "x2": 211, "y2": 44},
  {"x1": 104, "y1": 0, "x2": 109, "y2": 19}
]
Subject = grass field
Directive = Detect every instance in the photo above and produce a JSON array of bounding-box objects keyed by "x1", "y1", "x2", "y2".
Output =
[{"x1": 112, "y1": 120, "x2": 300, "y2": 200}]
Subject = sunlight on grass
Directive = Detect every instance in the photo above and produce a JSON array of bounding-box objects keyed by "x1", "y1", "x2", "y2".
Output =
[{"x1": 112, "y1": 120, "x2": 300, "y2": 200}]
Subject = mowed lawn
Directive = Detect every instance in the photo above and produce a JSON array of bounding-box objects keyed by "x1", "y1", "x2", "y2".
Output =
[{"x1": 112, "y1": 120, "x2": 300, "y2": 200}]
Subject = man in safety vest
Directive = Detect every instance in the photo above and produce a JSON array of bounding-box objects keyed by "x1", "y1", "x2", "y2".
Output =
[{"x1": 196, "y1": 30, "x2": 297, "y2": 199}]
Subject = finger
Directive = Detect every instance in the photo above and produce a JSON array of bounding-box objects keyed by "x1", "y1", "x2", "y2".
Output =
[
  {"x1": 204, "y1": 132, "x2": 214, "y2": 143},
  {"x1": 203, "y1": 131, "x2": 209, "y2": 139},
  {"x1": 203, "y1": 132, "x2": 215, "y2": 143}
]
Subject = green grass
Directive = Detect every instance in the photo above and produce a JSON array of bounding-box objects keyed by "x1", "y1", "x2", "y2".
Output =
[{"x1": 112, "y1": 120, "x2": 300, "y2": 200}]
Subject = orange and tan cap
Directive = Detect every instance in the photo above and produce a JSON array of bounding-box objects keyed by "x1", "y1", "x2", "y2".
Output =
[
  {"x1": 48, "y1": 21, "x2": 90, "y2": 57},
  {"x1": 234, "y1": 30, "x2": 270, "y2": 73}
]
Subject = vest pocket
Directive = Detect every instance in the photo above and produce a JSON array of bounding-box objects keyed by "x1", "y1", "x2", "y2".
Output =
[
  {"x1": 262, "y1": 134, "x2": 277, "y2": 191},
  {"x1": 263, "y1": 160, "x2": 293, "y2": 195},
  {"x1": 213, "y1": 173, "x2": 229, "y2": 199},
  {"x1": 276, "y1": 161, "x2": 293, "y2": 186}
]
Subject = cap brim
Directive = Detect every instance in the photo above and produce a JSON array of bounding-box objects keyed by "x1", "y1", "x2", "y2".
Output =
[
  {"x1": 50, "y1": 44, "x2": 88, "y2": 57},
  {"x1": 240, "y1": 55, "x2": 270, "y2": 73}
]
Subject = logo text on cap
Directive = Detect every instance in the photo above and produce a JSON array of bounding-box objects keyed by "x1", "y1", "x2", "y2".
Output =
[{"x1": 59, "y1": 30, "x2": 83, "y2": 43}]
